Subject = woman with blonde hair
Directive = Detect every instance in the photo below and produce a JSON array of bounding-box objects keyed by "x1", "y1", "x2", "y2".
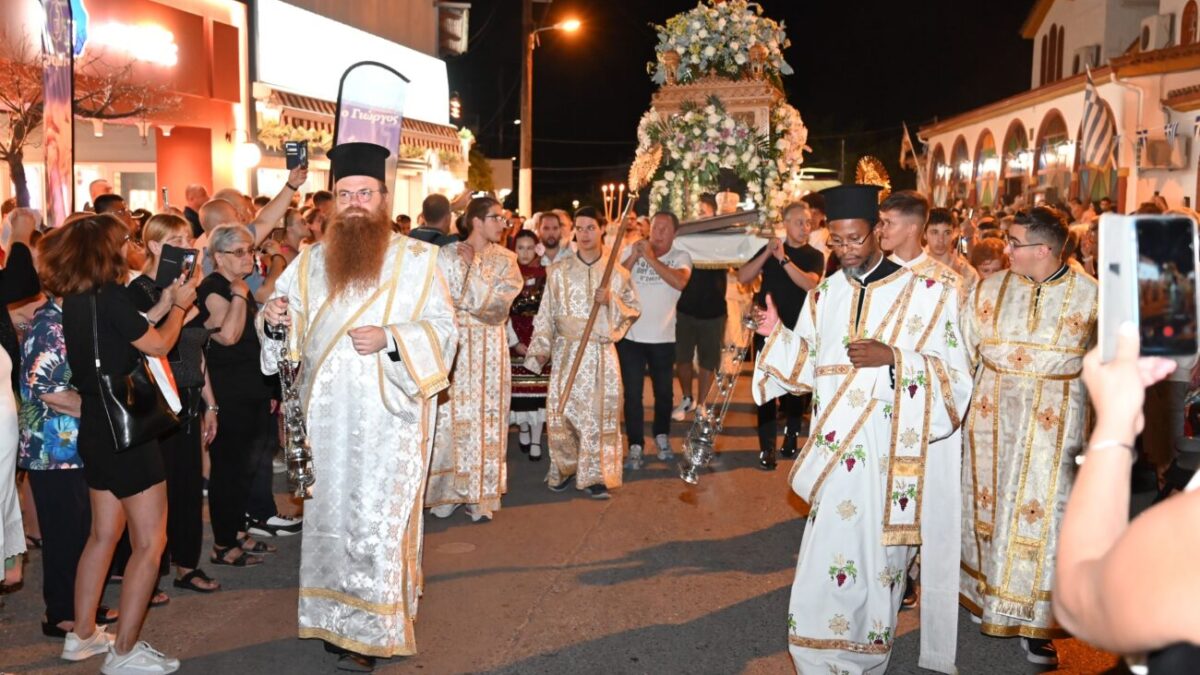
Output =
[{"x1": 127, "y1": 213, "x2": 220, "y2": 593}]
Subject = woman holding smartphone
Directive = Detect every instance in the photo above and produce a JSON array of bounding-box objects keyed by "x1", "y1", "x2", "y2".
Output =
[{"x1": 128, "y1": 214, "x2": 220, "y2": 593}]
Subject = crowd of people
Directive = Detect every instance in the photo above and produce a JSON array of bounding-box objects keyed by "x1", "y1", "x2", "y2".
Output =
[{"x1": 0, "y1": 137, "x2": 1198, "y2": 675}]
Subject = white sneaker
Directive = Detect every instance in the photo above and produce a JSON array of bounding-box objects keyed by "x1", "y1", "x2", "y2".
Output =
[
  {"x1": 655, "y1": 434, "x2": 674, "y2": 461},
  {"x1": 430, "y1": 504, "x2": 459, "y2": 519},
  {"x1": 101, "y1": 641, "x2": 180, "y2": 675},
  {"x1": 625, "y1": 444, "x2": 644, "y2": 471},
  {"x1": 671, "y1": 396, "x2": 694, "y2": 422},
  {"x1": 62, "y1": 626, "x2": 114, "y2": 661}
]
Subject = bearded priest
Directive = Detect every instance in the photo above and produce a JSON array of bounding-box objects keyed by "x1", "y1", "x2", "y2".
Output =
[
  {"x1": 752, "y1": 184, "x2": 973, "y2": 674},
  {"x1": 260, "y1": 142, "x2": 457, "y2": 671}
]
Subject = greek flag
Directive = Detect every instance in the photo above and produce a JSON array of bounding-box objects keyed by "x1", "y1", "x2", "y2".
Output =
[
  {"x1": 1136, "y1": 128, "x2": 1149, "y2": 148},
  {"x1": 1079, "y1": 68, "x2": 1116, "y2": 168}
]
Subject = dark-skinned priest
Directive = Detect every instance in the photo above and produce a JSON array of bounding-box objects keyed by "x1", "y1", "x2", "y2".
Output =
[
  {"x1": 751, "y1": 184, "x2": 973, "y2": 674},
  {"x1": 260, "y1": 142, "x2": 457, "y2": 672}
]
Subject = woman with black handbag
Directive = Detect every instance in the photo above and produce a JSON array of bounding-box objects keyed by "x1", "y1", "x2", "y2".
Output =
[{"x1": 47, "y1": 213, "x2": 195, "y2": 675}]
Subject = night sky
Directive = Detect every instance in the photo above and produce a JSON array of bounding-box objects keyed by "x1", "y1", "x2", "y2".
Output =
[{"x1": 445, "y1": 0, "x2": 1033, "y2": 213}]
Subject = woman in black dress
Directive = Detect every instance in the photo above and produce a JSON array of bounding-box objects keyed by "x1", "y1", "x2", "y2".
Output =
[
  {"x1": 128, "y1": 213, "x2": 220, "y2": 593},
  {"x1": 46, "y1": 213, "x2": 195, "y2": 671}
]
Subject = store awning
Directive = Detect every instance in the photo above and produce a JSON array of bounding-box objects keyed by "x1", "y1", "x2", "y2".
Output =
[{"x1": 265, "y1": 86, "x2": 462, "y2": 156}]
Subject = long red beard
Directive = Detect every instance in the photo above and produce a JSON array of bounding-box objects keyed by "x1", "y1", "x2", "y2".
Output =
[{"x1": 324, "y1": 207, "x2": 391, "y2": 298}]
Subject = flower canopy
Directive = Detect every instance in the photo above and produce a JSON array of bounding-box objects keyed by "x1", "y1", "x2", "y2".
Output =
[
  {"x1": 637, "y1": 1, "x2": 808, "y2": 222},
  {"x1": 649, "y1": 0, "x2": 793, "y2": 87}
]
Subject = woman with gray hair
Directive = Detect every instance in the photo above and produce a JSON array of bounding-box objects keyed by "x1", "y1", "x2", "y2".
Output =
[{"x1": 192, "y1": 225, "x2": 276, "y2": 567}]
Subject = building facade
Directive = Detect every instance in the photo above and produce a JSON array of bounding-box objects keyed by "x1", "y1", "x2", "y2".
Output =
[{"x1": 921, "y1": 0, "x2": 1200, "y2": 213}]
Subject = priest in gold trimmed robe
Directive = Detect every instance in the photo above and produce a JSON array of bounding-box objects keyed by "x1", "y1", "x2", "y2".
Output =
[
  {"x1": 753, "y1": 185, "x2": 973, "y2": 675},
  {"x1": 260, "y1": 142, "x2": 457, "y2": 669},
  {"x1": 959, "y1": 206, "x2": 1096, "y2": 667},
  {"x1": 427, "y1": 197, "x2": 523, "y2": 522},
  {"x1": 525, "y1": 207, "x2": 640, "y2": 499}
]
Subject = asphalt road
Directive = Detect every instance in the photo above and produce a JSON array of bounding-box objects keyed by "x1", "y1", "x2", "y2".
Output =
[{"x1": 0, "y1": 374, "x2": 1121, "y2": 674}]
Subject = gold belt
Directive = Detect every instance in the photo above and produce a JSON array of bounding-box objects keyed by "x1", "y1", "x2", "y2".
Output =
[{"x1": 981, "y1": 355, "x2": 1079, "y2": 381}]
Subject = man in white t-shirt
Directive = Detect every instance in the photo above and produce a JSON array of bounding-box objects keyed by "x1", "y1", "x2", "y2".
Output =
[{"x1": 618, "y1": 211, "x2": 693, "y2": 469}]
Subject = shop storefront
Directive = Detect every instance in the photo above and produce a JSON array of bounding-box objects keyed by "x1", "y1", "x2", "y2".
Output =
[
  {"x1": 251, "y1": 0, "x2": 467, "y2": 218},
  {"x1": 1, "y1": 0, "x2": 251, "y2": 213}
]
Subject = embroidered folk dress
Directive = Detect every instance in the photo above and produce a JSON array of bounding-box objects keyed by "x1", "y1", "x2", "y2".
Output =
[
  {"x1": 959, "y1": 267, "x2": 1096, "y2": 639},
  {"x1": 524, "y1": 252, "x2": 640, "y2": 491},
  {"x1": 754, "y1": 257, "x2": 972, "y2": 675},
  {"x1": 259, "y1": 235, "x2": 457, "y2": 657},
  {"x1": 426, "y1": 242, "x2": 523, "y2": 518}
]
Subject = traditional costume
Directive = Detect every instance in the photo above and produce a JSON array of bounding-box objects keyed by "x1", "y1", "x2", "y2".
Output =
[
  {"x1": 525, "y1": 251, "x2": 640, "y2": 493},
  {"x1": 426, "y1": 242, "x2": 522, "y2": 519},
  {"x1": 959, "y1": 265, "x2": 1096, "y2": 640},
  {"x1": 754, "y1": 185, "x2": 972, "y2": 674},
  {"x1": 260, "y1": 142, "x2": 457, "y2": 657},
  {"x1": 509, "y1": 261, "x2": 550, "y2": 459}
]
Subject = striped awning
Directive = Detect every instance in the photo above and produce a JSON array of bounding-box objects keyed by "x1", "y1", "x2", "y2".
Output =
[{"x1": 267, "y1": 87, "x2": 461, "y2": 155}]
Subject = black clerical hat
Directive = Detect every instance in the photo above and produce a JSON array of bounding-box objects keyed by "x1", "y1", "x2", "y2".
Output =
[
  {"x1": 327, "y1": 142, "x2": 390, "y2": 182},
  {"x1": 820, "y1": 184, "x2": 883, "y2": 223}
]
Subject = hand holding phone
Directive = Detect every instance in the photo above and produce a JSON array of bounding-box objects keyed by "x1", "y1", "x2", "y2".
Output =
[
  {"x1": 1099, "y1": 214, "x2": 1199, "y2": 360},
  {"x1": 285, "y1": 141, "x2": 309, "y2": 170}
]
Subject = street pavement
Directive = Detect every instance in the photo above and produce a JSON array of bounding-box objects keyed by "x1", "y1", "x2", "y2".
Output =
[{"x1": 1, "y1": 373, "x2": 1122, "y2": 674}]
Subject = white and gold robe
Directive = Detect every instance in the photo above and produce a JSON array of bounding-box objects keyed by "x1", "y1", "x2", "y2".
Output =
[
  {"x1": 259, "y1": 235, "x2": 457, "y2": 657},
  {"x1": 525, "y1": 253, "x2": 640, "y2": 491},
  {"x1": 960, "y1": 268, "x2": 1096, "y2": 639},
  {"x1": 754, "y1": 260, "x2": 972, "y2": 675},
  {"x1": 426, "y1": 242, "x2": 523, "y2": 517}
]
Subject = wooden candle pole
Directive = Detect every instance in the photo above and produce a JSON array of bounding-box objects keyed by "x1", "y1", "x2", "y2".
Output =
[{"x1": 556, "y1": 195, "x2": 637, "y2": 416}]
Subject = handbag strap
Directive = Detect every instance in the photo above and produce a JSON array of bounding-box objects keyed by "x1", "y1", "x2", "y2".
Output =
[
  {"x1": 90, "y1": 292, "x2": 102, "y2": 373},
  {"x1": 90, "y1": 291, "x2": 120, "y2": 446}
]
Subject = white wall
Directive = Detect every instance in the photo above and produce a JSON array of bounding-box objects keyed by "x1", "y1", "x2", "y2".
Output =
[
  {"x1": 1031, "y1": 0, "x2": 1108, "y2": 87},
  {"x1": 925, "y1": 67, "x2": 1200, "y2": 212},
  {"x1": 1106, "y1": 0, "x2": 1163, "y2": 56}
]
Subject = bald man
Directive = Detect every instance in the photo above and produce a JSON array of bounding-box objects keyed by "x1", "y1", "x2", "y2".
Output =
[{"x1": 184, "y1": 184, "x2": 209, "y2": 237}]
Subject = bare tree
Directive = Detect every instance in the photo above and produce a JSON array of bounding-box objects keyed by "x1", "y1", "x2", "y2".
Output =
[{"x1": 0, "y1": 32, "x2": 180, "y2": 207}]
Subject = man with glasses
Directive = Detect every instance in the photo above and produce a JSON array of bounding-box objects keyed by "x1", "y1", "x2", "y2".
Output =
[
  {"x1": 426, "y1": 196, "x2": 523, "y2": 522},
  {"x1": 752, "y1": 184, "x2": 972, "y2": 675},
  {"x1": 260, "y1": 141, "x2": 457, "y2": 669},
  {"x1": 959, "y1": 206, "x2": 1096, "y2": 667}
]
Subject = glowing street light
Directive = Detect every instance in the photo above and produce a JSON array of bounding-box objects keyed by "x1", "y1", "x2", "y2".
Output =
[{"x1": 520, "y1": 12, "x2": 583, "y2": 216}]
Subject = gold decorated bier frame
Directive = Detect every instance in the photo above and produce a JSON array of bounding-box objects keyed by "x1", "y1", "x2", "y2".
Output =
[{"x1": 651, "y1": 75, "x2": 783, "y2": 137}]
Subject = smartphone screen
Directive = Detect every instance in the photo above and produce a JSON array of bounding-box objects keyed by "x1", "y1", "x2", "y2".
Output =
[
  {"x1": 285, "y1": 141, "x2": 308, "y2": 170},
  {"x1": 180, "y1": 251, "x2": 197, "y2": 279},
  {"x1": 1136, "y1": 216, "x2": 1198, "y2": 356}
]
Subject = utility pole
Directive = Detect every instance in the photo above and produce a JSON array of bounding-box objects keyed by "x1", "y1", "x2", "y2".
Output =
[{"x1": 519, "y1": 0, "x2": 533, "y2": 216}]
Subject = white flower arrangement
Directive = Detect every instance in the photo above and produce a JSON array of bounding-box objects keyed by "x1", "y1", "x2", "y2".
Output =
[
  {"x1": 637, "y1": 95, "x2": 808, "y2": 223},
  {"x1": 649, "y1": 0, "x2": 793, "y2": 86}
]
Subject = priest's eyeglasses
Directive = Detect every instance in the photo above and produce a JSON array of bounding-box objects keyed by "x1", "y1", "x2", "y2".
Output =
[
  {"x1": 336, "y1": 189, "x2": 383, "y2": 204},
  {"x1": 828, "y1": 234, "x2": 871, "y2": 249}
]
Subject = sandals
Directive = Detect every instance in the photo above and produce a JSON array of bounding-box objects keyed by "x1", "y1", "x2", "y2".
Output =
[
  {"x1": 336, "y1": 653, "x2": 377, "y2": 672},
  {"x1": 210, "y1": 545, "x2": 263, "y2": 567},
  {"x1": 41, "y1": 606, "x2": 118, "y2": 637},
  {"x1": 173, "y1": 568, "x2": 220, "y2": 593},
  {"x1": 238, "y1": 536, "x2": 276, "y2": 554},
  {"x1": 149, "y1": 587, "x2": 170, "y2": 608}
]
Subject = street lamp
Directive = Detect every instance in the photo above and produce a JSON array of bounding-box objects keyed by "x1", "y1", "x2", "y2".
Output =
[{"x1": 520, "y1": 12, "x2": 582, "y2": 217}]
